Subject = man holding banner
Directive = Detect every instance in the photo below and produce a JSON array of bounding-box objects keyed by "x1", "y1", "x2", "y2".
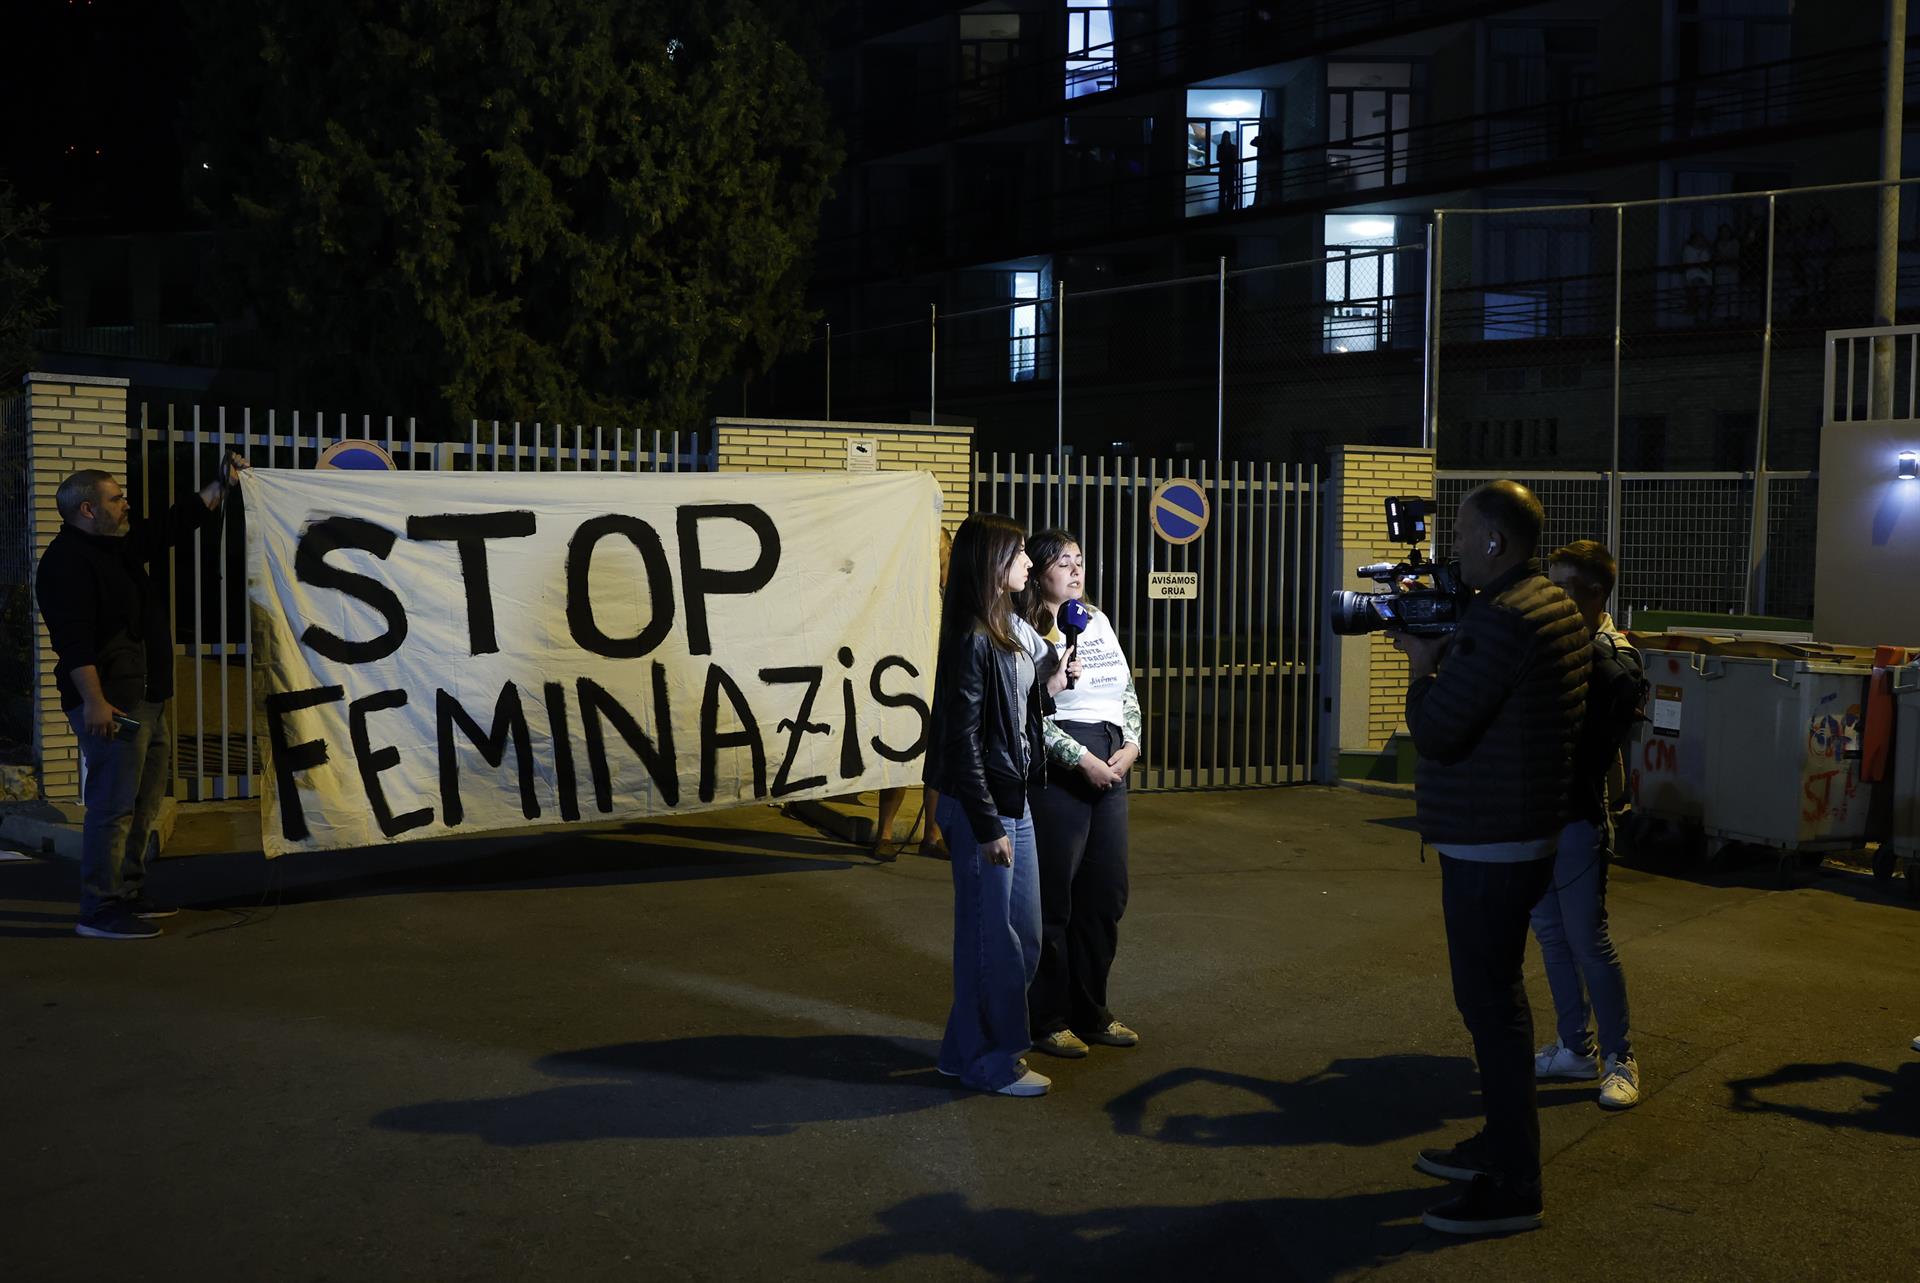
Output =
[{"x1": 38, "y1": 454, "x2": 248, "y2": 939}]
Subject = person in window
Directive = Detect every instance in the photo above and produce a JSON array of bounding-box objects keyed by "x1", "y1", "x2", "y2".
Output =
[
  {"x1": 1216, "y1": 129, "x2": 1242, "y2": 211},
  {"x1": 1015, "y1": 529, "x2": 1143, "y2": 1061},
  {"x1": 925, "y1": 514, "x2": 1072, "y2": 1097}
]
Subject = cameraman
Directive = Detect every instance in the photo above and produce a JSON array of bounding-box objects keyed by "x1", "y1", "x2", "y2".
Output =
[{"x1": 1395, "y1": 481, "x2": 1590, "y2": 1236}]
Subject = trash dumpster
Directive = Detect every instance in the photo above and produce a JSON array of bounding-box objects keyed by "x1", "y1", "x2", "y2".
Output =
[
  {"x1": 1698, "y1": 654, "x2": 1878, "y2": 876},
  {"x1": 1889, "y1": 662, "x2": 1920, "y2": 899},
  {"x1": 1629, "y1": 646, "x2": 1716, "y2": 834}
]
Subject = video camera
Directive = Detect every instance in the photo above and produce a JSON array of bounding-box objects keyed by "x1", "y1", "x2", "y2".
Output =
[{"x1": 1328, "y1": 497, "x2": 1470, "y2": 638}]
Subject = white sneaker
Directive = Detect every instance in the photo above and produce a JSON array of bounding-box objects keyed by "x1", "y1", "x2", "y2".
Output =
[
  {"x1": 1534, "y1": 1037, "x2": 1599, "y2": 1081},
  {"x1": 1597, "y1": 1054, "x2": 1641, "y2": 1110},
  {"x1": 994, "y1": 1068, "x2": 1052, "y2": 1097},
  {"x1": 1911, "y1": 1035, "x2": 1919, "y2": 1053}
]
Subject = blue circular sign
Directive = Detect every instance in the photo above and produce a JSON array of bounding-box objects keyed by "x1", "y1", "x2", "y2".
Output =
[
  {"x1": 317, "y1": 440, "x2": 396, "y2": 471},
  {"x1": 1150, "y1": 479, "x2": 1210, "y2": 545}
]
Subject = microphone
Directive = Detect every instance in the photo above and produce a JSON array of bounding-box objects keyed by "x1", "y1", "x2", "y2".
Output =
[{"x1": 1059, "y1": 599, "x2": 1092, "y2": 689}]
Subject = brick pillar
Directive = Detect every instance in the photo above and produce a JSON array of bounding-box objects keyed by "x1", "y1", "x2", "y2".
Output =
[
  {"x1": 1320, "y1": 445, "x2": 1436, "y2": 783},
  {"x1": 26, "y1": 373, "x2": 130, "y2": 804},
  {"x1": 711, "y1": 417, "x2": 973, "y2": 531}
]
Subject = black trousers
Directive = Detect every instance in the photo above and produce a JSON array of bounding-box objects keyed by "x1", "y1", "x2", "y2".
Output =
[
  {"x1": 1027, "y1": 721, "x2": 1131, "y2": 1037},
  {"x1": 1440, "y1": 853, "x2": 1556, "y2": 1194}
]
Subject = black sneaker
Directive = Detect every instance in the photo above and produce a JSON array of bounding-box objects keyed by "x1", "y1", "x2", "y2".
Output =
[
  {"x1": 1414, "y1": 1131, "x2": 1493, "y2": 1182},
  {"x1": 75, "y1": 907, "x2": 162, "y2": 940},
  {"x1": 126, "y1": 896, "x2": 179, "y2": 920},
  {"x1": 1422, "y1": 1174, "x2": 1543, "y2": 1236}
]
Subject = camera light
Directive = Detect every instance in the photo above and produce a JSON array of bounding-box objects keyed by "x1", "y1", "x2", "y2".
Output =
[{"x1": 1901, "y1": 450, "x2": 1918, "y2": 481}]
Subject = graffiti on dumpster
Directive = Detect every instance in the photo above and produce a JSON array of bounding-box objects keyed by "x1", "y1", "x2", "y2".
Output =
[
  {"x1": 1806, "y1": 694, "x2": 1863, "y2": 762},
  {"x1": 1802, "y1": 766, "x2": 1859, "y2": 824}
]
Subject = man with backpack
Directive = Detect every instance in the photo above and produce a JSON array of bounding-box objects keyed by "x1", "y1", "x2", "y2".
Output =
[{"x1": 1530, "y1": 540, "x2": 1647, "y2": 1110}]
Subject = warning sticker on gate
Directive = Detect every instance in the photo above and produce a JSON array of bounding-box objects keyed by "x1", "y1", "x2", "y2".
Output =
[
  {"x1": 1148, "y1": 571, "x2": 1199, "y2": 600},
  {"x1": 1652, "y1": 685, "x2": 1683, "y2": 737}
]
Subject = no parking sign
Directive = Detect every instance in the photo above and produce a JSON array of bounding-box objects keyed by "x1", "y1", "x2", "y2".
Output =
[
  {"x1": 1149, "y1": 478, "x2": 1209, "y2": 545},
  {"x1": 316, "y1": 440, "x2": 397, "y2": 471}
]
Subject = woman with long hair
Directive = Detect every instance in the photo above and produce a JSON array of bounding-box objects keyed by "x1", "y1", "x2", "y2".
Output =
[
  {"x1": 1016, "y1": 528, "x2": 1143, "y2": 1060},
  {"x1": 925, "y1": 513, "x2": 1070, "y2": 1097}
]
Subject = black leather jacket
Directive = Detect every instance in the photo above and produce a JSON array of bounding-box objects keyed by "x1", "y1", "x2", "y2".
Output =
[{"x1": 924, "y1": 624, "x2": 1055, "y2": 843}]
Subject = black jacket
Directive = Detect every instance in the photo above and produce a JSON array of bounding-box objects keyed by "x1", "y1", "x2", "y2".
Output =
[
  {"x1": 1405, "y1": 559, "x2": 1590, "y2": 845},
  {"x1": 923, "y1": 624, "x2": 1055, "y2": 843},
  {"x1": 1574, "y1": 629, "x2": 1647, "y2": 824},
  {"x1": 35, "y1": 498, "x2": 217, "y2": 711}
]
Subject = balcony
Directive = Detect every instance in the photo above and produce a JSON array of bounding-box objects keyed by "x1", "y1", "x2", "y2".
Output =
[
  {"x1": 818, "y1": 41, "x2": 1903, "y2": 285},
  {"x1": 836, "y1": 0, "x2": 1539, "y2": 162}
]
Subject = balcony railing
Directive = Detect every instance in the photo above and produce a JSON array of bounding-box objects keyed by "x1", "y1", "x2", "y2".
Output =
[
  {"x1": 841, "y1": 0, "x2": 1534, "y2": 159},
  {"x1": 821, "y1": 41, "x2": 1900, "y2": 283}
]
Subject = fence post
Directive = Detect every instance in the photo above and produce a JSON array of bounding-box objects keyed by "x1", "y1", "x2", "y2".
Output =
[
  {"x1": 1426, "y1": 212, "x2": 1444, "y2": 452},
  {"x1": 1874, "y1": 5, "x2": 1908, "y2": 418},
  {"x1": 1746, "y1": 193, "x2": 1779, "y2": 616},
  {"x1": 1215, "y1": 255, "x2": 1226, "y2": 477},
  {"x1": 1421, "y1": 221, "x2": 1435, "y2": 449},
  {"x1": 1055, "y1": 280, "x2": 1066, "y2": 528},
  {"x1": 1608, "y1": 205, "x2": 1624, "y2": 557}
]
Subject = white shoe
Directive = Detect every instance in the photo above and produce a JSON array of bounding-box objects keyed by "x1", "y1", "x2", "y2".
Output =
[
  {"x1": 1597, "y1": 1053, "x2": 1641, "y2": 1110},
  {"x1": 1911, "y1": 1035, "x2": 1919, "y2": 1053},
  {"x1": 1534, "y1": 1037, "x2": 1599, "y2": 1081},
  {"x1": 994, "y1": 1068, "x2": 1052, "y2": 1097}
]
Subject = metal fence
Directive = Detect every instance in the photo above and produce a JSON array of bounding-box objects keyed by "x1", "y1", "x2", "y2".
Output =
[
  {"x1": 802, "y1": 243, "x2": 1424, "y2": 517},
  {"x1": 977, "y1": 453, "x2": 1320, "y2": 789},
  {"x1": 1431, "y1": 470, "x2": 1817, "y2": 624},
  {"x1": 125, "y1": 405, "x2": 715, "y2": 802},
  {"x1": 1432, "y1": 176, "x2": 1920, "y2": 616}
]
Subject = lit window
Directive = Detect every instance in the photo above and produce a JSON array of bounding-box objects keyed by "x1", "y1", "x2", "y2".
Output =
[
  {"x1": 1011, "y1": 271, "x2": 1042, "y2": 381},
  {"x1": 1324, "y1": 214, "x2": 1397, "y2": 353},
  {"x1": 1184, "y1": 90, "x2": 1264, "y2": 218},
  {"x1": 1066, "y1": 2, "x2": 1115, "y2": 99}
]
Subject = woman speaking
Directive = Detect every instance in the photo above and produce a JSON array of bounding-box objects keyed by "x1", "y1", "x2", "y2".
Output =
[{"x1": 1018, "y1": 529, "x2": 1142, "y2": 1059}]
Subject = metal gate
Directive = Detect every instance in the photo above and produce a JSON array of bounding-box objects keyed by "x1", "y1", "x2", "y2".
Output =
[
  {"x1": 974, "y1": 454, "x2": 1322, "y2": 789},
  {"x1": 125, "y1": 406, "x2": 713, "y2": 802}
]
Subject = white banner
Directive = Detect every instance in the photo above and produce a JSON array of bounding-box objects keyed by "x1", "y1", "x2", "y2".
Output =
[{"x1": 242, "y1": 469, "x2": 940, "y2": 857}]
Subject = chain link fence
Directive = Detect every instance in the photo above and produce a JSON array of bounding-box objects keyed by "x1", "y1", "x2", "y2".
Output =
[
  {"x1": 797, "y1": 242, "x2": 1430, "y2": 485},
  {"x1": 1433, "y1": 177, "x2": 1919, "y2": 619}
]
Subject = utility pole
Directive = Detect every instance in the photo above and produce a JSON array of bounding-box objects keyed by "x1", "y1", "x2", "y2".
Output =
[{"x1": 1874, "y1": 0, "x2": 1908, "y2": 418}]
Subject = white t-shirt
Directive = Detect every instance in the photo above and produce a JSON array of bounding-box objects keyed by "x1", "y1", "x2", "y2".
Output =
[{"x1": 1045, "y1": 608, "x2": 1132, "y2": 729}]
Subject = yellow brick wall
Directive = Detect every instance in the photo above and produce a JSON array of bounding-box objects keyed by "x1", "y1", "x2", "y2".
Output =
[
  {"x1": 1334, "y1": 447, "x2": 1437, "y2": 752},
  {"x1": 712, "y1": 418, "x2": 972, "y2": 530},
  {"x1": 25, "y1": 374, "x2": 132, "y2": 803}
]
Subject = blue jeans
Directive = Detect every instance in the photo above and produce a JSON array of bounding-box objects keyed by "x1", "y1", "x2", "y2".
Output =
[
  {"x1": 937, "y1": 798, "x2": 1041, "y2": 1091},
  {"x1": 67, "y1": 699, "x2": 171, "y2": 918},
  {"x1": 1530, "y1": 818, "x2": 1633, "y2": 1061}
]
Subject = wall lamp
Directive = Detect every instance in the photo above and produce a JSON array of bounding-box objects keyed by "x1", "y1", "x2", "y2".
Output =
[{"x1": 1902, "y1": 450, "x2": 1919, "y2": 481}]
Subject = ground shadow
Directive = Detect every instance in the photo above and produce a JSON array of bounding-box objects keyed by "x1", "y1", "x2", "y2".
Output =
[
  {"x1": 373, "y1": 1034, "x2": 955, "y2": 1144},
  {"x1": 1107, "y1": 1054, "x2": 1585, "y2": 1149},
  {"x1": 824, "y1": 1186, "x2": 1457, "y2": 1282},
  {"x1": 0, "y1": 824, "x2": 859, "y2": 912},
  {"x1": 1726, "y1": 1059, "x2": 1920, "y2": 1136}
]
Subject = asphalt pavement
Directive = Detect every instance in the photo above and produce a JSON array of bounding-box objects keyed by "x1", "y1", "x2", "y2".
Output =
[{"x1": 2, "y1": 786, "x2": 1916, "y2": 1281}]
